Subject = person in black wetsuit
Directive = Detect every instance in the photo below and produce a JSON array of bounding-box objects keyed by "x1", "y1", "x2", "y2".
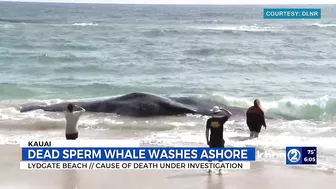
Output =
[
  {"x1": 246, "y1": 99, "x2": 267, "y2": 138},
  {"x1": 205, "y1": 106, "x2": 232, "y2": 174}
]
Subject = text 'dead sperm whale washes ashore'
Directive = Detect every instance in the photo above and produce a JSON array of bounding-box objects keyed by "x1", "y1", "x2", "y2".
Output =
[{"x1": 19, "y1": 92, "x2": 248, "y2": 117}]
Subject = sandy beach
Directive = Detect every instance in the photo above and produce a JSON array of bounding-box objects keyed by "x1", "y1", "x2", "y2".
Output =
[{"x1": 1, "y1": 145, "x2": 335, "y2": 189}]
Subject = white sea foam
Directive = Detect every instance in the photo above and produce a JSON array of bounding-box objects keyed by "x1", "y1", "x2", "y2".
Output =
[
  {"x1": 72, "y1": 22, "x2": 98, "y2": 26},
  {"x1": 0, "y1": 24, "x2": 13, "y2": 28},
  {"x1": 310, "y1": 23, "x2": 336, "y2": 27},
  {"x1": 194, "y1": 25, "x2": 280, "y2": 32}
]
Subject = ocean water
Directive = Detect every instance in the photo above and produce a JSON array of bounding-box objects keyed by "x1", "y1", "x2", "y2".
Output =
[{"x1": 0, "y1": 2, "x2": 336, "y2": 171}]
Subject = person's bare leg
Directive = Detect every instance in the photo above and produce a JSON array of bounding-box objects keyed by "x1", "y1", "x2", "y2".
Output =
[{"x1": 250, "y1": 131, "x2": 255, "y2": 138}]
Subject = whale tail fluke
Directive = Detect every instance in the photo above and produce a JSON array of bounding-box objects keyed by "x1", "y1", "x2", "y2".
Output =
[{"x1": 20, "y1": 105, "x2": 44, "y2": 113}]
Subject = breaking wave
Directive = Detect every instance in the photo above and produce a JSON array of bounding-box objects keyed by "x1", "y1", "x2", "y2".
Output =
[{"x1": 202, "y1": 94, "x2": 336, "y2": 121}]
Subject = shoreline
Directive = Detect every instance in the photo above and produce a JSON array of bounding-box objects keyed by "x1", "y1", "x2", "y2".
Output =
[{"x1": 1, "y1": 144, "x2": 335, "y2": 189}]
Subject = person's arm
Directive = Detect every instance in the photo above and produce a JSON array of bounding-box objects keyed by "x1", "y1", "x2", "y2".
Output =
[
  {"x1": 246, "y1": 112, "x2": 249, "y2": 125},
  {"x1": 76, "y1": 105, "x2": 85, "y2": 111},
  {"x1": 205, "y1": 119, "x2": 210, "y2": 145},
  {"x1": 205, "y1": 128, "x2": 210, "y2": 145},
  {"x1": 74, "y1": 105, "x2": 86, "y2": 116},
  {"x1": 261, "y1": 113, "x2": 267, "y2": 129},
  {"x1": 220, "y1": 107, "x2": 232, "y2": 118}
]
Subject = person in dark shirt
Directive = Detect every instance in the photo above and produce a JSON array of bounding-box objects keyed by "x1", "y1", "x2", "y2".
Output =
[
  {"x1": 246, "y1": 99, "x2": 267, "y2": 138},
  {"x1": 205, "y1": 106, "x2": 232, "y2": 174}
]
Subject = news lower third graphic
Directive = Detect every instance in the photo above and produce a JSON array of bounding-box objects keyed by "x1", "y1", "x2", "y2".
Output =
[
  {"x1": 263, "y1": 8, "x2": 321, "y2": 19},
  {"x1": 286, "y1": 147, "x2": 317, "y2": 165},
  {"x1": 19, "y1": 140, "x2": 256, "y2": 170}
]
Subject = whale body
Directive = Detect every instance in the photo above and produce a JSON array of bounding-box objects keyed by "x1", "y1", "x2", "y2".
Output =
[{"x1": 19, "y1": 92, "x2": 246, "y2": 117}]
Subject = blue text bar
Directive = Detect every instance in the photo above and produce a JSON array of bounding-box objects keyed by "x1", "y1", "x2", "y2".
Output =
[{"x1": 21, "y1": 147, "x2": 256, "y2": 161}]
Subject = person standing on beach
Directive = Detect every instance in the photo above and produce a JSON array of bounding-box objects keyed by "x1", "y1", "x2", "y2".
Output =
[
  {"x1": 205, "y1": 106, "x2": 232, "y2": 174},
  {"x1": 64, "y1": 103, "x2": 86, "y2": 140},
  {"x1": 246, "y1": 99, "x2": 267, "y2": 138}
]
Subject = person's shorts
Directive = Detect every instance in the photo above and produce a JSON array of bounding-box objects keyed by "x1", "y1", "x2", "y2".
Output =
[
  {"x1": 66, "y1": 132, "x2": 78, "y2": 140},
  {"x1": 209, "y1": 139, "x2": 225, "y2": 148}
]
